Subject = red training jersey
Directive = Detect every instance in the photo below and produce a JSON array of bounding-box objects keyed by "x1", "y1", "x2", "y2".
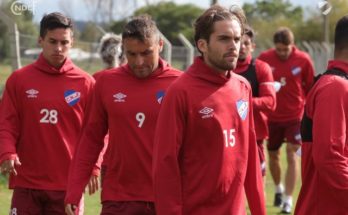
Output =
[
  {"x1": 295, "y1": 60, "x2": 348, "y2": 215},
  {"x1": 258, "y1": 46, "x2": 314, "y2": 122},
  {"x1": 65, "y1": 59, "x2": 182, "y2": 205},
  {"x1": 153, "y1": 57, "x2": 266, "y2": 215},
  {"x1": 0, "y1": 54, "x2": 94, "y2": 190},
  {"x1": 235, "y1": 55, "x2": 276, "y2": 140}
]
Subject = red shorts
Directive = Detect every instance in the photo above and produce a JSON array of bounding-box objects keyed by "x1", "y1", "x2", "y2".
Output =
[
  {"x1": 257, "y1": 139, "x2": 266, "y2": 176},
  {"x1": 10, "y1": 188, "x2": 83, "y2": 215},
  {"x1": 267, "y1": 120, "x2": 302, "y2": 151},
  {"x1": 101, "y1": 201, "x2": 155, "y2": 215}
]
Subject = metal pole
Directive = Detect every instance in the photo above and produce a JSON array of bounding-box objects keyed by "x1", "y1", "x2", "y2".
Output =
[
  {"x1": 323, "y1": 14, "x2": 329, "y2": 44},
  {"x1": 178, "y1": 33, "x2": 194, "y2": 69},
  {"x1": 0, "y1": 10, "x2": 22, "y2": 70},
  {"x1": 159, "y1": 31, "x2": 172, "y2": 65}
]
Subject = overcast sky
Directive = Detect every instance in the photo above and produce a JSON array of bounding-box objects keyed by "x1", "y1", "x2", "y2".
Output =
[{"x1": 15, "y1": 0, "x2": 315, "y2": 22}]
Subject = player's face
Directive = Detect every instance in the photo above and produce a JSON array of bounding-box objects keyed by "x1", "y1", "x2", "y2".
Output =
[
  {"x1": 198, "y1": 19, "x2": 242, "y2": 74},
  {"x1": 275, "y1": 43, "x2": 292, "y2": 61},
  {"x1": 39, "y1": 28, "x2": 73, "y2": 68},
  {"x1": 239, "y1": 34, "x2": 254, "y2": 61},
  {"x1": 123, "y1": 36, "x2": 163, "y2": 79}
]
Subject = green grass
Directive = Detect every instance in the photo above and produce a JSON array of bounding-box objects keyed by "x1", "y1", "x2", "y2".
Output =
[
  {"x1": 0, "y1": 146, "x2": 301, "y2": 214},
  {"x1": 263, "y1": 146, "x2": 301, "y2": 215}
]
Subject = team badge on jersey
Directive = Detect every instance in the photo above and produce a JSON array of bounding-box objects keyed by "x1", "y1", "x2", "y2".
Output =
[
  {"x1": 64, "y1": 90, "x2": 81, "y2": 106},
  {"x1": 236, "y1": 99, "x2": 248, "y2": 120},
  {"x1": 26, "y1": 89, "x2": 39, "y2": 98},
  {"x1": 156, "y1": 90, "x2": 165, "y2": 104},
  {"x1": 291, "y1": 66, "x2": 302, "y2": 75},
  {"x1": 199, "y1": 107, "x2": 214, "y2": 119},
  {"x1": 113, "y1": 92, "x2": 126, "y2": 102}
]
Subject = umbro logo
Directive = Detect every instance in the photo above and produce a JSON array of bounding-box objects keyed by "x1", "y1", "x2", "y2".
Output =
[
  {"x1": 199, "y1": 107, "x2": 214, "y2": 119},
  {"x1": 113, "y1": 92, "x2": 126, "y2": 102},
  {"x1": 26, "y1": 89, "x2": 39, "y2": 98}
]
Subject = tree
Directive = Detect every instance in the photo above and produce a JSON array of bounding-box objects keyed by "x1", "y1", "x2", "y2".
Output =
[
  {"x1": 243, "y1": 0, "x2": 303, "y2": 46},
  {"x1": 133, "y1": 2, "x2": 203, "y2": 45},
  {"x1": 79, "y1": 22, "x2": 103, "y2": 42}
]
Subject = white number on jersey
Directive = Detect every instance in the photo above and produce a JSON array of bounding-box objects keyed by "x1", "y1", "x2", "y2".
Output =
[
  {"x1": 136, "y1": 112, "x2": 146, "y2": 128},
  {"x1": 223, "y1": 129, "x2": 236, "y2": 147},
  {"x1": 10, "y1": 208, "x2": 17, "y2": 215},
  {"x1": 280, "y1": 77, "x2": 286, "y2": 86},
  {"x1": 40, "y1": 109, "x2": 58, "y2": 124}
]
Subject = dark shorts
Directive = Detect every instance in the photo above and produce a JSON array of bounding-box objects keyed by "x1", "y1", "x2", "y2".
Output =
[
  {"x1": 257, "y1": 139, "x2": 266, "y2": 176},
  {"x1": 101, "y1": 201, "x2": 156, "y2": 215},
  {"x1": 267, "y1": 120, "x2": 302, "y2": 151},
  {"x1": 10, "y1": 188, "x2": 83, "y2": 215}
]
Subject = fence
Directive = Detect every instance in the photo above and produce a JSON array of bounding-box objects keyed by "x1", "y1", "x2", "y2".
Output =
[{"x1": 13, "y1": 33, "x2": 334, "y2": 75}]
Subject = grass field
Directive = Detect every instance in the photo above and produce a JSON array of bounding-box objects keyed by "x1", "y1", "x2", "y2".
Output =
[{"x1": 0, "y1": 146, "x2": 301, "y2": 214}]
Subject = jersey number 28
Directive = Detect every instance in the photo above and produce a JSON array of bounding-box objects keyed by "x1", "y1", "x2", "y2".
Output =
[{"x1": 40, "y1": 109, "x2": 58, "y2": 124}]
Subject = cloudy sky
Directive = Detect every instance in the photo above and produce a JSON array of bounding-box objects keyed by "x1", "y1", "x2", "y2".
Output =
[{"x1": 14, "y1": 0, "x2": 315, "y2": 22}]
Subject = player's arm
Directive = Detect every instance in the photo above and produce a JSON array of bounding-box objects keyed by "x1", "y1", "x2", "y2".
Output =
[
  {"x1": 252, "y1": 60, "x2": 276, "y2": 112},
  {"x1": 87, "y1": 136, "x2": 109, "y2": 195},
  {"x1": 311, "y1": 79, "x2": 348, "y2": 207},
  {"x1": 65, "y1": 80, "x2": 108, "y2": 206},
  {"x1": 153, "y1": 86, "x2": 185, "y2": 215},
  {"x1": 244, "y1": 90, "x2": 266, "y2": 215},
  {"x1": 0, "y1": 73, "x2": 21, "y2": 175},
  {"x1": 302, "y1": 56, "x2": 315, "y2": 95}
]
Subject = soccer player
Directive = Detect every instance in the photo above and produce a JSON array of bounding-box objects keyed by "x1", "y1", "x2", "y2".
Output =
[
  {"x1": 235, "y1": 25, "x2": 276, "y2": 180},
  {"x1": 98, "y1": 33, "x2": 126, "y2": 70},
  {"x1": 64, "y1": 15, "x2": 182, "y2": 215},
  {"x1": 0, "y1": 12, "x2": 94, "y2": 214},
  {"x1": 295, "y1": 15, "x2": 348, "y2": 215},
  {"x1": 153, "y1": 5, "x2": 266, "y2": 215},
  {"x1": 258, "y1": 27, "x2": 314, "y2": 213}
]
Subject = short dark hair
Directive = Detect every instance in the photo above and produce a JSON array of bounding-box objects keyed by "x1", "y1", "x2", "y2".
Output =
[
  {"x1": 122, "y1": 15, "x2": 160, "y2": 42},
  {"x1": 40, "y1": 12, "x2": 73, "y2": 38},
  {"x1": 244, "y1": 25, "x2": 255, "y2": 42},
  {"x1": 194, "y1": 5, "x2": 246, "y2": 47},
  {"x1": 273, "y1": 27, "x2": 294, "y2": 45},
  {"x1": 334, "y1": 15, "x2": 348, "y2": 52}
]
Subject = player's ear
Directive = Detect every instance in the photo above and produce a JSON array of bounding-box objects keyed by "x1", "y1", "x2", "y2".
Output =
[{"x1": 197, "y1": 39, "x2": 208, "y2": 54}]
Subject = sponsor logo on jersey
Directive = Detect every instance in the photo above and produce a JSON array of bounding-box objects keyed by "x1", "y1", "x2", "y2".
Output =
[
  {"x1": 199, "y1": 107, "x2": 214, "y2": 119},
  {"x1": 64, "y1": 90, "x2": 81, "y2": 106},
  {"x1": 291, "y1": 66, "x2": 302, "y2": 75},
  {"x1": 156, "y1": 90, "x2": 165, "y2": 104},
  {"x1": 113, "y1": 92, "x2": 126, "y2": 102},
  {"x1": 236, "y1": 99, "x2": 248, "y2": 120},
  {"x1": 26, "y1": 89, "x2": 39, "y2": 98}
]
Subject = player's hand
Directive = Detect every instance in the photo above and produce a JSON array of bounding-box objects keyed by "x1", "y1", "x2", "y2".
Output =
[
  {"x1": 65, "y1": 204, "x2": 76, "y2": 215},
  {"x1": 0, "y1": 157, "x2": 21, "y2": 176},
  {"x1": 87, "y1": 175, "x2": 99, "y2": 195}
]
